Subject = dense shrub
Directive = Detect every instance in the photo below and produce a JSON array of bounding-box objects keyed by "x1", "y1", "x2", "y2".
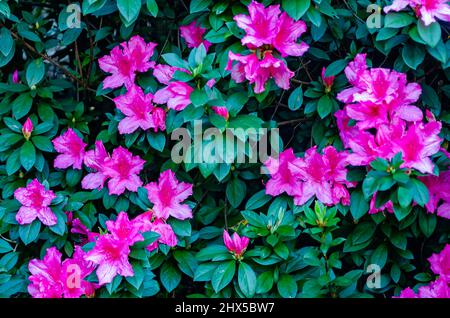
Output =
[{"x1": 0, "y1": 0, "x2": 449, "y2": 298}]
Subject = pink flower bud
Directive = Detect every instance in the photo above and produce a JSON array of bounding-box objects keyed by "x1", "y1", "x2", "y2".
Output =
[
  {"x1": 12, "y1": 70, "x2": 19, "y2": 83},
  {"x1": 22, "y1": 117, "x2": 33, "y2": 140},
  {"x1": 211, "y1": 106, "x2": 229, "y2": 121},
  {"x1": 321, "y1": 67, "x2": 335, "y2": 91},
  {"x1": 223, "y1": 230, "x2": 249, "y2": 258}
]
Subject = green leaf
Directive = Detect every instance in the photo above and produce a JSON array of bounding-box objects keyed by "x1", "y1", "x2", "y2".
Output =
[
  {"x1": 20, "y1": 141, "x2": 36, "y2": 171},
  {"x1": 26, "y1": 58, "x2": 45, "y2": 87},
  {"x1": 277, "y1": 274, "x2": 297, "y2": 298},
  {"x1": 384, "y1": 13, "x2": 415, "y2": 28},
  {"x1": 190, "y1": 88, "x2": 208, "y2": 107},
  {"x1": 0, "y1": 28, "x2": 13, "y2": 56},
  {"x1": 350, "y1": 190, "x2": 369, "y2": 220},
  {"x1": 238, "y1": 262, "x2": 256, "y2": 297},
  {"x1": 282, "y1": 0, "x2": 310, "y2": 20},
  {"x1": 419, "y1": 212, "x2": 436, "y2": 238},
  {"x1": 408, "y1": 179, "x2": 429, "y2": 206},
  {"x1": 146, "y1": 0, "x2": 158, "y2": 17},
  {"x1": 288, "y1": 86, "x2": 303, "y2": 110},
  {"x1": 256, "y1": 271, "x2": 274, "y2": 294},
  {"x1": 12, "y1": 93, "x2": 33, "y2": 120},
  {"x1": 32, "y1": 136, "x2": 54, "y2": 152},
  {"x1": 0, "y1": 239, "x2": 13, "y2": 254},
  {"x1": 402, "y1": 44, "x2": 425, "y2": 70},
  {"x1": 160, "y1": 262, "x2": 181, "y2": 292},
  {"x1": 19, "y1": 221, "x2": 41, "y2": 245},
  {"x1": 417, "y1": 21, "x2": 441, "y2": 48},
  {"x1": 226, "y1": 177, "x2": 246, "y2": 208},
  {"x1": 324, "y1": 59, "x2": 347, "y2": 77},
  {"x1": 117, "y1": 0, "x2": 141, "y2": 24},
  {"x1": 397, "y1": 186, "x2": 413, "y2": 208},
  {"x1": 211, "y1": 260, "x2": 235, "y2": 293},
  {"x1": 190, "y1": 0, "x2": 212, "y2": 13},
  {"x1": 162, "y1": 53, "x2": 189, "y2": 69},
  {"x1": 147, "y1": 132, "x2": 166, "y2": 152},
  {"x1": 370, "y1": 244, "x2": 388, "y2": 269},
  {"x1": 317, "y1": 95, "x2": 332, "y2": 118},
  {"x1": 245, "y1": 190, "x2": 271, "y2": 210}
]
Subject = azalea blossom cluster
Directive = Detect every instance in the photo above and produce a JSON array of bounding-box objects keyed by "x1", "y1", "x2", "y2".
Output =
[
  {"x1": 226, "y1": 0, "x2": 309, "y2": 93},
  {"x1": 28, "y1": 246, "x2": 96, "y2": 298},
  {"x1": 384, "y1": 0, "x2": 450, "y2": 26},
  {"x1": 52, "y1": 131, "x2": 145, "y2": 196},
  {"x1": 397, "y1": 244, "x2": 450, "y2": 298},
  {"x1": 336, "y1": 54, "x2": 442, "y2": 175},
  {"x1": 264, "y1": 146, "x2": 355, "y2": 206}
]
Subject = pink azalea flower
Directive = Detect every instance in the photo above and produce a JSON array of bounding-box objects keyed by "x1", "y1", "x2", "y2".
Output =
[
  {"x1": 337, "y1": 54, "x2": 423, "y2": 130},
  {"x1": 264, "y1": 148, "x2": 303, "y2": 197},
  {"x1": 52, "y1": 128, "x2": 86, "y2": 170},
  {"x1": 211, "y1": 106, "x2": 229, "y2": 120},
  {"x1": 321, "y1": 67, "x2": 335, "y2": 91},
  {"x1": 393, "y1": 121, "x2": 442, "y2": 174},
  {"x1": 85, "y1": 234, "x2": 134, "y2": 285},
  {"x1": 81, "y1": 140, "x2": 110, "y2": 191},
  {"x1": 153, "y1": 81, "x2": 193, "y2": 111},
  {"x1": 113, "y1": 84, "x2": 165, "y2": 134},
  {"x1": 60, "y1": 246, "x2": 96, "y2": 298},
  {"x1": 28, "y1": 247, "x2": 63, "y2": 298},
  {"x1": 226, "y1": 51, "x2": 294, "y2": 93},
  {"x1": 12, "y1": 69, "x2": 19, "y2": 83},
  {"x1": 146, "y1": 218, "x2": 178, "y2": 251},
  {"x1": 102, "y1": 147, "x2": 145, "y2": 196},
  {"x1": 99, "y1": 35, "x2": 157, "y2": 89},
  {"x1": 179, "y1": 20, "x2": 211, "y2": 51},
  {"x1": 384, "y1": 0, "x2": 450, "y2": 26},
  {"x1": 152, "y1": 64, "x2": 189, "y2": 85},
  {"x1": 14, "y1": 179, "x2": 57, "y2": 226},
  {"x1": 419, "y1": 171, "x2": 450, "y2": 219},
  {"x1": 396, "y1": 287, "x2": 418, "y2": 298},
  {"x1": 223, "y1": 230, "x2": 250, "y2": 257},
  {"x1": 288, "y1": 146, "x2": 354, "y2": 206},
  {"x1": 418, "y1": 278, "x2": 450, "y2": 298},
  {"x1": 234, "y1": 0, "x2": 281, "y2": 48},
  {"x1": 71, "y1": 218, "x2": 99, "y2": 245},
  {"x1": 272, "y1": 12, "x2": 309, "y2": 57},
  {"x1": 22, "y1": 117, "x2": 33, "y2": 140},
  {"x1": 28, "y1": 247, "x2": 96, "y2": 298},
  {"x1": 151, "y1": 107, "x2": 166, "y2": 132},
  {"x1": 145, "y1": 169, "x2": 193, "y2": 220},
  {"x1": 428, "y1": 244, "x2": 450, "y2": 282},
  {"x1": 106, "y1": 212, "x2": 144, "y2": 246}
]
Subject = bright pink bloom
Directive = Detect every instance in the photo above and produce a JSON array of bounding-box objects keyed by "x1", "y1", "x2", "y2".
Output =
[
  {"x1": 60, "y1": 246, "x2": 96, "y2": 298},
  {"x1": 147, "y1": 219, "x2": 178, "y2": 251},
  {"x1": 145, "y1": 169, "x2": 193, "y2": 220},
  {"x1": 368, "y1": 192, "x2": 394, "y2": 215},
  {"x1": 153, "y1": 81, "x2": 193, "y2": 111},
  {"x1": 71, "y1": 218, "x2": 99, "y2": 244},
  {"x1": 272, "y1": 12, "x2": 309, "y2": 57},
  {"x1": 337, "y1": 54, "x2": 422, "y2": 130},
  {"x1": 12, "y1": 69, "x2": 19, "y2": 83},
  {"x1": 288, "y1": 146, "x2": 355, "y2": 206},
  {"x1": 52, "y1": 128, "x2": 86, "y2": 170},
  {"x1": 211, "y1": 106, "x2": 229, "y2": 120},
  {"x1": 85, "y1": 234, "x2": 134, "y2": 285},
  {"x1": 81, "y1": 141, "x2": 110, "y2": 190},
  {"x1": 106, "y1": 212, "x2": 144, "y2": 246},
  {"x1": 22, "y1": 117, "x2": 33, "y2": 140},
  {"x1": 419, "y1": 171, "x2": 450, "y2": 219},
  {"x1": 14, "y1": 179, "x2": 56, "y2": 226},
  {"x1": 321, "y1": 67, "x2": 335, "y2": 91},
  {"x1": 428, "y1": 244, "x2": 450, "y2": 282},
  {"x1": 28, "y1": 247, "x2": 96, "y2": 298},
  {"x1": 179, "y1": 20, "x2": 211, "y2": 51},
  {"x1": 264, "y1": 148, "x2": 303, "y2": 197},
  {"x1": 226, "y1": 51, "x2": 294, "y2": 93},
  {"x1": 113, "y1": 84, "x2": 165, "y2": 134},
  {"x1": 393, "y1": 121, "x2": 442, "y2": 174},
  {"x1": 206, "y1": 79, "x2": 216, "y2": 88},
  {"x1": 234, "y1": 0, "x2": 281, "y2": 47},
  {"x1": 152, "y1": 64, "x2": 189, "y2": 85},
  {"x1": 102, "y1": 147, "x2": 145, "y2": 196},
  {"x1": 384, "y1": 0, "x2": 450, "y2": 26},
  {"x1": 418, "y1": 278, "x2": 450, "y2": 298},
  {"x1": 223, "y1": 230, "x2": 250, "y2": 257},
  {"x1": 99, "y1": 35, "x2": 157, "y2": 89},
  {"x1": 28, "y1": 247, "x2": 63, "y2": 298},
  {"x1": 396, "y1": 287, "x2": 418, "y2": 298}
]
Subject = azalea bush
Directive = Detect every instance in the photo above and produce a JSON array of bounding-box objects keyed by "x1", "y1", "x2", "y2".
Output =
[{"x1": 0, "y1": 0, "x2": 449, "y2": 299}]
